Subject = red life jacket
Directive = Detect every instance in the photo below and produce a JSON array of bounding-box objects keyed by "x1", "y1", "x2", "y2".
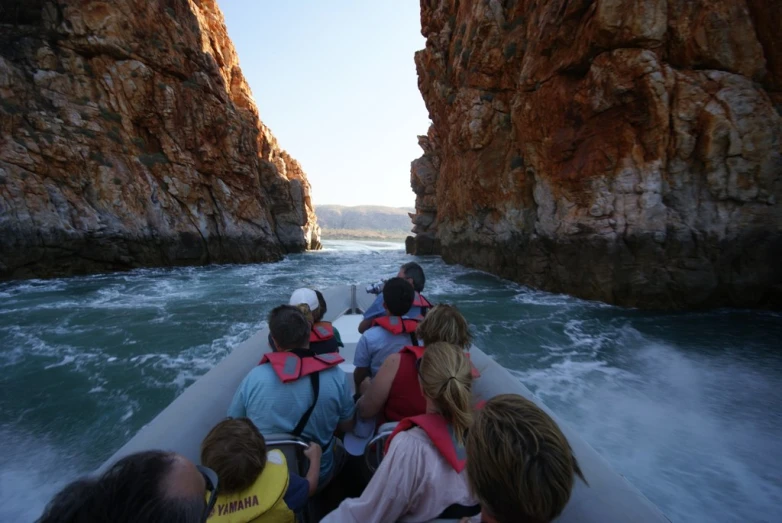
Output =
[
  {"x1": 371, "y1": 316, "x2": 420, "y2": 336},
  {"x1": 260, "y1": 351, "x2": 344, "y2": 383},
  {"x1": 384, "y1": 413, "x2": 467, "y2": 472},
  {"x1": 392, "y1": 344, "x2": 481, "y2": 379},
  {"x1": 412, "y1": 293, "x2": 433, "y2": 310},
  {"x1": 310, "y1": 322, "x2": 334, "y2": 342},
  {"x1": 384, "y1": 346, "x2": 427, "y2": 422}
]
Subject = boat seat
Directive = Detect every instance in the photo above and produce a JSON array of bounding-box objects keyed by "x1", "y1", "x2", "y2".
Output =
[
  {"x1": 363, "y1": 422, "x2": 398, "y2": 474},
  {"x1": 264, "y1": 432, "x2": 311, "y2": 477},
  {"x1": 264, "y1": 433, "x2": 312, "y2": 523}
]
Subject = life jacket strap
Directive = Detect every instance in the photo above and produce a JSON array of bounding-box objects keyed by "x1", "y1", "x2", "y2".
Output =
[{"x1": 291, "y1": 349, "x2": 320, "y2": 438}]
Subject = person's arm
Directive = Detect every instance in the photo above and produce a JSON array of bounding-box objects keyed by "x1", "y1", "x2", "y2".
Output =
[
  {"x1": 319, "y1": 432, "x2": 422, "y2": 523},
  {"x1": 357, "y1": 354, "x2": 400, "y2": 419},
  {"x1": 359, "y1": 296, "x2": 384, "y2": 333},
  {"x1": 353, "y1": 335, "x2": 371, "y2": 390},
  {"x1": 303, "y1": 443, "x2": 322, "y2": 496},
  {"x1": 338, "y1": 370, "x2": 357, "y2": 433},
  {"x1": 358, "y1": 318, "x2": 374, "y2": 334},
  {"x1": 333, "y1": 327, "x2": 344, "y2": 348},
  {"x1": 353, "y1": 366, "x2": 371, "y2": 391}
]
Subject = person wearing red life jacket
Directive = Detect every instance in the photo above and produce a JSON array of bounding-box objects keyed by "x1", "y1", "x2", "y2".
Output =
[
  {"x1": 464, "y1": 394, "x2": 587, "y2": 523},
  {"x1": 356, "y1": 304, "x2": 476, "y2": 423},
  {"x1": 352, "y1": 277, "x2": 419, "y2": 390},
  {"x1": 229, "y1": 305, "x2": 355, "y2": 491},
  {"x1": 358, "y1": 262, "x2": 433, "y2": 334},
  {"x1": 322, "y1": 342, "x2": 480, "y2": 523},
  {"x1": 268, "y1": 288, "x2": 344, "y2": 355}
]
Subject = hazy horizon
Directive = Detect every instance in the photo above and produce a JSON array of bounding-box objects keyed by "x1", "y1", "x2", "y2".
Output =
[{"x1": 220, "y1": 1, "x2": 430, "y2": 208}]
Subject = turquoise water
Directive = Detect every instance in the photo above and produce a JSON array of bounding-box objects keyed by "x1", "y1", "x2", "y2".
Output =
[{"x1": 1, "y1": 240, "x2": 780, "y2": 522}]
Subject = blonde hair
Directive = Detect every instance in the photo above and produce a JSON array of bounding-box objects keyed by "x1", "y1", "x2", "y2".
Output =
[
  {"x1": 465, "y1": 394, "x2": 586, "y2": 523},
  {"x1": 417, "y1": 342, "x2": 473, "y2": 445},
  {"x1": 416, "y1": 304, "x2": 472, "y2": 350},
  {"x1": 295, "y1": 303, "x2": 314, "y2": 324}
]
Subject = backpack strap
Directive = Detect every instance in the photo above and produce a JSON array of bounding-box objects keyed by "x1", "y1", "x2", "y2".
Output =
[{"x1": 290, "y1": 349, "x2": 320, "y2": 438}]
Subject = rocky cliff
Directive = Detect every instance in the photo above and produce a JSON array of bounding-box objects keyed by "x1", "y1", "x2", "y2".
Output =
[
  {"x1": 0, "y1": 0, "x2": 320, "y2": 279},
  {"x1": 408, "y1": 0, "x2": 782, "y2": 308}
]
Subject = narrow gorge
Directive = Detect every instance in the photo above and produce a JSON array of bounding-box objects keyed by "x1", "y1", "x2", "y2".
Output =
[
  {"x1": 0, "y1": 0, "x2": 320, "y2": 279},
  {"x1": 407, "y1": 0, "x2": 782, "y2": 309}
]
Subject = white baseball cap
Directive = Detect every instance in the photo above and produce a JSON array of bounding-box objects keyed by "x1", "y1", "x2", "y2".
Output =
[
  {"x1": 344, "y1": 415, "x2": 377, "y2": 456},
  {"x1": 289, "y1": 288, "x2": 319, "y2": 311}
]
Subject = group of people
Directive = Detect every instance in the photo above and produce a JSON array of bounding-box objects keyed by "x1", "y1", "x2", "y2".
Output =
[{"x1": 37, "y1": 262, "x2": 585, "y2": 523}]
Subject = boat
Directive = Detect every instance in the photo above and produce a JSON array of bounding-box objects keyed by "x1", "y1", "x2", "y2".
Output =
[{"x1": 101, "y1": 284, "x2": 670, "y2": 522}]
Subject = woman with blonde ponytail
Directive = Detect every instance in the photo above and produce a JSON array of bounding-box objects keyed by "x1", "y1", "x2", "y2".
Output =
[
  {"x1": 357, "y1": 304, "x2": 475, "y2": 422},
  {"x1": 322, "y1": 343, "x2": 480, "y2": 523}
]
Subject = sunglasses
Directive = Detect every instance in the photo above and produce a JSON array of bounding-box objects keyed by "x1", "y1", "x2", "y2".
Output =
[{"x1": 197, "y1": 465, "x2": 219, "y2": 522}]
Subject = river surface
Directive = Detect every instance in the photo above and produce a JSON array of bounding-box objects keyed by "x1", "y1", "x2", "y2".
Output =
[{"x1": 1, "y1": 240, "x2": 780, "y2": 522}]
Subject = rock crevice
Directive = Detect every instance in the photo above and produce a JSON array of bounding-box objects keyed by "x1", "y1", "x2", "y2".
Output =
[
  {"x1": 408, "y1": 0, "x2": 781, "y2": 308},
  {"x1": 0, "y1": 0, "x2": 320, "y2": 279}
]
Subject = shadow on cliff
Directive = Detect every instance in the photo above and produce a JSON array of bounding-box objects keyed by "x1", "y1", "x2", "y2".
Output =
[{"x1": 0, "y1": 0, "x2": 319, "y2": 280}]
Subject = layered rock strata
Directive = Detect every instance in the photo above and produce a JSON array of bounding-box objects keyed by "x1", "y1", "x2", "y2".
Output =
[
  {"x1": 0, "y1": 0, "x2": 320, "y2": 279},
  {"x1": 409, "y1": 0, "x2": 782, "y2": 308}
]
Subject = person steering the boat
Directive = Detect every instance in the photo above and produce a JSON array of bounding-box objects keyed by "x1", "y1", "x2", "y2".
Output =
[
  {"x1": 463, "y1": 394, "x2": 586, "y2": 523},
  {"x1": 200, "y1": 417, "x2": 322, "y2": 523},
  {"x1": 356, "y1": 304, "x2": 472, "y2": 422},
  {"x1": 322, "y1": 342, "x2": 480, "y2": 523},
  {"x1": 357, "y1": 262, "x2": 432, "y2": 334},
  {"x1": 353, "y1": 277, "x2": 419, "y2": 390},
  {"x1": 228, "y1": 305, "x2": 355, "y2": 489},
  {"x1": 37, "y1": 450, "x2": 218, "y2": 523},
  {"x1": 268, "y1": 288, "x2": 344, "y2": 355}
]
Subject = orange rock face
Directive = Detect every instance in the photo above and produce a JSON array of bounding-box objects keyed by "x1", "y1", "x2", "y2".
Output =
[
  {"x1": 0, "y1": 0, "x2": 320, "y2": 279},
  {"x1": 409, "y1": 0, "x2": 782, "y2": 308}
]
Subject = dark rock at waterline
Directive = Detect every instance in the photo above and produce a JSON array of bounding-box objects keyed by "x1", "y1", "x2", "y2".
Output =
[
  {"x1": 408, "y1": 0, "x2": 782, "y2": 309},
  {"x1": 0, "y1": 0, "x2": 320, "y2": 280}
]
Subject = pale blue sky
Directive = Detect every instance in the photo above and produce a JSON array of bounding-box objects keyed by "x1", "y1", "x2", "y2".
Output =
[{"x1": 219, "y1": 1, "x2": 429, "y2": 207}]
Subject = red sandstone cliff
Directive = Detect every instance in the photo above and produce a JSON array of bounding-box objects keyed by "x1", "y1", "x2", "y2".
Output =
[
  {"x1": 408, "y1": 0, "x2": 782, "y2": 308},
  {"x1": 0, "y1": 0, "x2": 320, "y2": 279}
]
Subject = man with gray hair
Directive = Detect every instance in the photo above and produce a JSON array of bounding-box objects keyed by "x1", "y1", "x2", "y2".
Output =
[
  {"x1": 358, "y1": 262, "x2": 433, "y2": 333},
  {"x1": 228, "y1": 305, "x2": 355, "y2": 490}
]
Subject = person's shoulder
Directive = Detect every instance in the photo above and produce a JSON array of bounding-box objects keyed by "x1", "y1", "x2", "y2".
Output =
[
  {"x1": 388, "y1": 427, "x2": 431, "y2": 455},
  {"x1": 363, "y1": 325, "x2": 385, "y2": 341}
]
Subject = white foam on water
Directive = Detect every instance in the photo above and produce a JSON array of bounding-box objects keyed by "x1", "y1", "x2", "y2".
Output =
[
  {"x1": 0, "y1": 427, "x2": 85, "y2": 523},
  {"x1": 515, "y1": 326, "x2": 782, "y2": 523},
  {"x1": 43, "y1": 355, "x2": 77, "y2": 370}
]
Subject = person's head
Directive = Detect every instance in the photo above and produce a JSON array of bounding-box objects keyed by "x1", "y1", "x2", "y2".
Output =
[
  {"x1": 314, "y1": 290, "x2": 327, "y2": 323},
  {"x1": 417, "y1": 342, "x2": 473, "y2": 445},
  {"x1": 382, "y1": 277, "x2": 416, "y2": 317},
  {"x1": 201, "y1": 418, "x2": 266, "y2": 494},
  {"x1": 268, "y1": 305, "x2": 310, "y2": 351},
  {"x1": 416, "y1": 304, "x2": 472, "y2": 350},
  {"x1": 466, "y1": 394, "x2": 586, "y2": 523},
  {"x1": 37, "y1": 451, "x2": 211, "y2": 523},
  {"x1": 398, "y1": 262, "x2": 425, "y2": 292},
  {"x1": 289, "y1": 288, "x2": 320, "y2": 323}
]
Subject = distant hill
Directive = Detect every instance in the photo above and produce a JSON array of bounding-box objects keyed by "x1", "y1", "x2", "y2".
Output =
[{"x1": 316, "y1": 205, "x2": 414, "y2": 240}]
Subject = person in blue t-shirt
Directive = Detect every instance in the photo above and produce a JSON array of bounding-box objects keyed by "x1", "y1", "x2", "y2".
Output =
[
  {"x1": 353, "y1": 277, "x2": 418, "y2": 390},
  {"x1": 358, "y1": 262, "x2": 432, "y2": 334},
  {"x1": 228, "y1": 305, "x2": 355, "y2": 488}
]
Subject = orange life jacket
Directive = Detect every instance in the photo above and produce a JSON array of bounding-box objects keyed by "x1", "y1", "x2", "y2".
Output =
[
  {"x1": 412, "y1": 293, "x2": 433, "y2": 311},
  {"x1": 384, "y1": 413, "x2": 467, "y2": 472},
  {"x1": 259, "y1": 351, "x2": 344, "y2": 383},
  {"x1": 310, "y1": 322, "x2": 334, "y2": 342},
  {"x1": 371, "y1": 316, "x2": 421, "y2": 336}
]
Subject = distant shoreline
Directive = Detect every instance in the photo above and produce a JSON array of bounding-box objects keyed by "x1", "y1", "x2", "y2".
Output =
[{"x1": 320, "y1": 228, "x2": 408, "y2": 241}]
